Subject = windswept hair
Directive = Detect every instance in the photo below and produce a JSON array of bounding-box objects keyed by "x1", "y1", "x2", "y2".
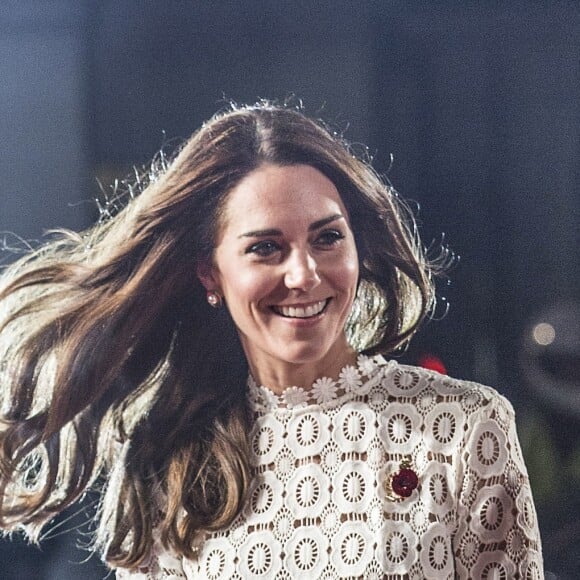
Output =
[{"x1": 0, "y1": 101, "x2": 441, "y2": 568}]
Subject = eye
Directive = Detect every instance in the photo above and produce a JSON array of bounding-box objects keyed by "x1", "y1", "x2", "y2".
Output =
[
  {"x1": 315, "y1": 229, "x2": 345, "y2": 247},
  {"x1": 246, "y1": 240, "x2": 281, "y2": 258}
]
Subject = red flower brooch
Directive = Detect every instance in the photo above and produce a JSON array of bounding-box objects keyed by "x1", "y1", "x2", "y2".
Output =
[{"x1": 384, "y1": 457, "x2": 419, "y2": 501}]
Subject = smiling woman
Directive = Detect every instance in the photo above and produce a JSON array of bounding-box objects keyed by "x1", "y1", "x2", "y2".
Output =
[
  {"x1": 198, "y1": 164, "x2": 360, "y2": 391},
  {"x1": 0, "y1": 102, "x2": 543, "y2": 578}
]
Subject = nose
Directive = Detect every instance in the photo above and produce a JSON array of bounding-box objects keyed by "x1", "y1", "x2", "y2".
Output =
[{"x1": 284, "y1": 249, "x2": 321, "y2": 291}]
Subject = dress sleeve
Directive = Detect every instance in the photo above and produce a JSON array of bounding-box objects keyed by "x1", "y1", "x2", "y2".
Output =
[
  {"x1": 114, "y1": 531, "x2": 187, "y2": 580},
  {"x1": 454, "y1": 390, "x2": 544, "y2": 579}
]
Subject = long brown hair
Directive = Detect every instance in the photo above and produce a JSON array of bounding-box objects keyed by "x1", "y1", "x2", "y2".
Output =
[{"x1": 0, "y1": 102, "x2": 438, "y2": 568}]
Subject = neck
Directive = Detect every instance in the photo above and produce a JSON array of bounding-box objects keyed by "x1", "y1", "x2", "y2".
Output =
[{"x1": 244, "y1": 341, "x2": 358, "y2": 395}]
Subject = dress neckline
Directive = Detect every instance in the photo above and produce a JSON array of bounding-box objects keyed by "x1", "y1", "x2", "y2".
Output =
[{"x1": 247, "y1": 354, "x2": 391, "y2": 412}]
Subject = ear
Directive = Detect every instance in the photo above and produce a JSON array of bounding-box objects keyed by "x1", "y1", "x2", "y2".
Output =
[{"x1": 196, "y1": 260, "x2": 220, "y2": 292}]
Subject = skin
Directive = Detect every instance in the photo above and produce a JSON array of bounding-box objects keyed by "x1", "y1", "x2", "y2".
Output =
[{"x1": 198, "y1": 163, "x2": 360, "y2": 394}]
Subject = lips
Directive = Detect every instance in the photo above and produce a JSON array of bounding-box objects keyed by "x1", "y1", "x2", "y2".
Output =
[{"x1": 271, "y1": 299, "x2": 329, "y2": 319}]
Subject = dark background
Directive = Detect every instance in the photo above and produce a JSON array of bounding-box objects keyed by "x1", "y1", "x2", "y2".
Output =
[{"x1": 1, "y1": 1, "x2": 578, "y2": 578}]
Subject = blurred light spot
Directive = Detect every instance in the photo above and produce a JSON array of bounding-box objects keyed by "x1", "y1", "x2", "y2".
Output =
[{"x1": 533, "y1": 323, "x2": 556, "y2": 346}]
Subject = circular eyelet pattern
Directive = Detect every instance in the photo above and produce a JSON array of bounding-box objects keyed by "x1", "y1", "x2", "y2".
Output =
[
  {"x1": 198, "y1": 538, "x2": 235, "y2": 580},
  {"x1": 287, "y1": 464, "x2": 328, "y2": 519},
  {"x1": 284, "y1": 526, "x2": 329, "y2": 577},
  {"x1": 419, "y1": 524, "x2": 454, "y2": 578},
  {"x1": 471, "y1": 485, "x2": 514, "y2": 538},
  {"x1": 176, "y1": 359, "x2": 542, "y2": 578},
  {"x1": 468, "y1": 419, "x2": 509, "y2": 477},
  {"x1": 472, "y1": 551, "x2": 516, "y2": 580},
  {"x1": 379, "y1": 403, "x2": 421, "y2": 454},
  {"x1": 330, "y1": 521, "x2": 374, "y2": 577},
  {"x1": 238, "y1": 531, "x2": 282, "y2": 578},
  {"x1": 379, "y1": 520, "x2": 417, "y2": 573}
]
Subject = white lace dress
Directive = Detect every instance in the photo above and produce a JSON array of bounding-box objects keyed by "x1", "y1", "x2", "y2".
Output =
[{"x1": 116, "y1": 355, "x2": 544, "y2": 579}]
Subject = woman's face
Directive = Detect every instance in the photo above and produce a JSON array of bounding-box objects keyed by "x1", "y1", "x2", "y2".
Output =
[{"x1": 199, "y1": 163, "x2": 359, "y2": 376}]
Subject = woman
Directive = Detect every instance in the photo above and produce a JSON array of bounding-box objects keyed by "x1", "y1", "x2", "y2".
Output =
[{"x1": 0, "y1": 103, "x2": 543, "y2": 578}]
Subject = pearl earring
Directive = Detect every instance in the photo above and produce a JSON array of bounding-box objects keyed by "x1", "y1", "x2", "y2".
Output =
[{"x1": 207, "y1": 291, "x2": 222, "y2": 308}]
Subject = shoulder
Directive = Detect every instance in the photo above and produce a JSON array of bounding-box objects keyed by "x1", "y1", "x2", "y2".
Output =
[
  {"x1": 375, "y1": 361, "x2": 526, "y2": 478},
  {"x1": 378, "y1": 359, "x2": 514, "y2": 419}
]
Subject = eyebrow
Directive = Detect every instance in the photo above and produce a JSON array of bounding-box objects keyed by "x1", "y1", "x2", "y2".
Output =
[{"x1": 238, "y1": 214, "x2": 345, "y2": 239}]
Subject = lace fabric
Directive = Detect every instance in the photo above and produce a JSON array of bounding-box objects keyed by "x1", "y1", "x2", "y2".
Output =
[{"x1": 116, "y1": 356, "x2": 544, "y2": 579}]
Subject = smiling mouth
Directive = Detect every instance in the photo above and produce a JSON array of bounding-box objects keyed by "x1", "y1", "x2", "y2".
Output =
[{"x1": 271, "y1": 299, "x2": 329, "y2": 319}]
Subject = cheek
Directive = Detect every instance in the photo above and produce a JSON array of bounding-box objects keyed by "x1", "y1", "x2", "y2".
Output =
[
  {"x1": 336, "y1": 252, "x2": 359, "y2": 293},
  {"x1": 222, "y1": 267, "x2": 276, "y2": 306}
]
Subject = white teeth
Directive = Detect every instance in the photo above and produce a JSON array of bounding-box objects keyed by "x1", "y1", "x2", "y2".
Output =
[{"x1": 274, "y1": 300, "x2": 327, "y2": 318}]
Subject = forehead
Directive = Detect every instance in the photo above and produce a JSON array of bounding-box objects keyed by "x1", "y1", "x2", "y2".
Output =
[{"x1": 220, "y1": 164, "x2": 348, "y2": 234}]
